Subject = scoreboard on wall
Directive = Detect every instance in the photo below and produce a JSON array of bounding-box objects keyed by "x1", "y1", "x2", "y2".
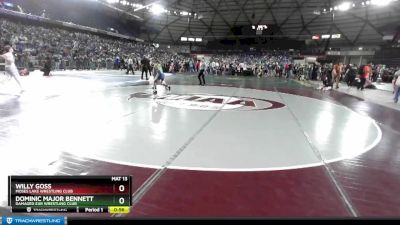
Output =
[{"x1": 8, "y1": 176, "x2": 132, "y2": 214}]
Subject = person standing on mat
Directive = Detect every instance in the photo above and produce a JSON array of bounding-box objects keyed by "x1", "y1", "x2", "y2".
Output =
[
  {"x1": 126, "y1": 56, "x2": 134, "y2": 74},
  {"x1": 141, "y1": 56, "x2": 150, "y2": 80},
  {"x1": 358, "y1": 63, "x2": 371, "y2": 91},
  {"x1": 42, "y1": 56, "x2": 52, "y2": 76},
  {"x1": 0, "y1": 45, "x2": 24, "y2": 93},
  {"x1": 333, "y1": 62, "x2": 343, "y2": 89},
  {"x1": 393, "y1": 69, "x2": 400, "y2": 103},
  {"x1": 344, "y1": 64, "x2": 357, "y2": 87},
  {"x1": 198, "y1": 59, "x2": 206, "y2": 86}
]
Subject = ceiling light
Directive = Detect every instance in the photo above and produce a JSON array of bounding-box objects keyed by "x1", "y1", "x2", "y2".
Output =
[
  {"x1": 150, "y1": 3, "x2": 165, "y2": 15},
  {"x1": 371, "y1": 0, "x2": 393, "y2": 6},
  {"x1": 321, "y1": 34, "x2": 331, "y2": 39},
  {"x1": 338, "y1": 2, "x2": 351, "y2": 11}
]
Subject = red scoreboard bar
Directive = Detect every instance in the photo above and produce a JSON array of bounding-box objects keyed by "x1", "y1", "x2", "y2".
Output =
[{"x1": 8, "y1": 176, "x2": 132, "y2": 214}]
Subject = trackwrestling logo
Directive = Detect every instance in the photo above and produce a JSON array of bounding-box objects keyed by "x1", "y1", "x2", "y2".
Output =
[
  {"x1": 2, "y1": 217, "x2": 65, "y2": 225},
  {"x1": 129, "y1": 92, "x2": 285, "y2": 111}
]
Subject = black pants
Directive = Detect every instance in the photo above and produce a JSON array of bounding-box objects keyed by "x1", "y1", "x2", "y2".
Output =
[
  {"x1": 126, "y1": 65, "x2": 134, "y2": 74},
  {"x1": 358, "y1": 78, "x2": 366, "y2": 90},
  {"x1": 198, "y1": 69, "x2": 205, "y2": 85},
  {"x1": 347, "y1": 75, "x2": 356, "y2": 86},
  {"x1": 142, "y1": 67, "x2": 149, "y2": 80},
  {"x1": 42, "y1": 70, "x2": 51, "y2": 76}
]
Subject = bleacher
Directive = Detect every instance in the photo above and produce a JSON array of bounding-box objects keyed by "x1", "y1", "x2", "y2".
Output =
[{"x1": 373, "y1": 47, "x2": 400, "y2": 67}]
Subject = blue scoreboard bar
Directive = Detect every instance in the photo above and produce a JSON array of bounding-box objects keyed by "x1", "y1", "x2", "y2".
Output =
[{"x1": 1, "y1": 217, "x2": 66, "y2": 225}]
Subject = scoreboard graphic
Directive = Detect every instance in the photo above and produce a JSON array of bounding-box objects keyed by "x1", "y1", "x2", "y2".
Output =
[{"x1": 8, "y1": 176, "x2": 132, "y2": 214}]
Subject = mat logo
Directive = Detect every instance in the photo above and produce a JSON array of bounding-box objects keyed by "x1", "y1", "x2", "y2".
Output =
[{"x1": 129, "y1": 92, "x2": 285, "y2": 111}]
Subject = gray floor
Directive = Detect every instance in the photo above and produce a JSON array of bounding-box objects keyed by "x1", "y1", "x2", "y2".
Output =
[{"x1": 0, "y1": 71, "x2": 381, "y2": 174}]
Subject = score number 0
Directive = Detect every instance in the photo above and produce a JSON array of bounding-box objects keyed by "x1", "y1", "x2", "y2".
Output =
[{"x1": 117, "y1": 184, "x2": 127, "y2": 205}]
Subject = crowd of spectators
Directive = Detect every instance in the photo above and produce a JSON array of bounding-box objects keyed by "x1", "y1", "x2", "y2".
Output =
[
  {"x1": 205, "y1": 51, "x2": 293, "y2": 76},
  {"x1": 0, "y1": 18, "x2": 296, "y2": 77},
  {"x1": 301, "y1": 62, "x2": 399, "y2": 84},
  {"x1": 1, "y1": 18, "x2": 398, "y2": 86},
  {"x1": 0, "y1": 19, "x2": 190, "y2": 72}
]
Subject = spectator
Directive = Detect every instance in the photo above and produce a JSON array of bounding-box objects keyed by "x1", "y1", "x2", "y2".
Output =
[
  {"x1": 393, "y1": 69, "x2": 400, "y2": 103},
  {"x1": 358, "y1": 63, "x2": 372, "y2": 91},
  {"x1": 126, "y1": 56, "x2": 134, "y2": 75},
  {"x1": 41, "y1": 56, "x2": 52, "y2": 76}
]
